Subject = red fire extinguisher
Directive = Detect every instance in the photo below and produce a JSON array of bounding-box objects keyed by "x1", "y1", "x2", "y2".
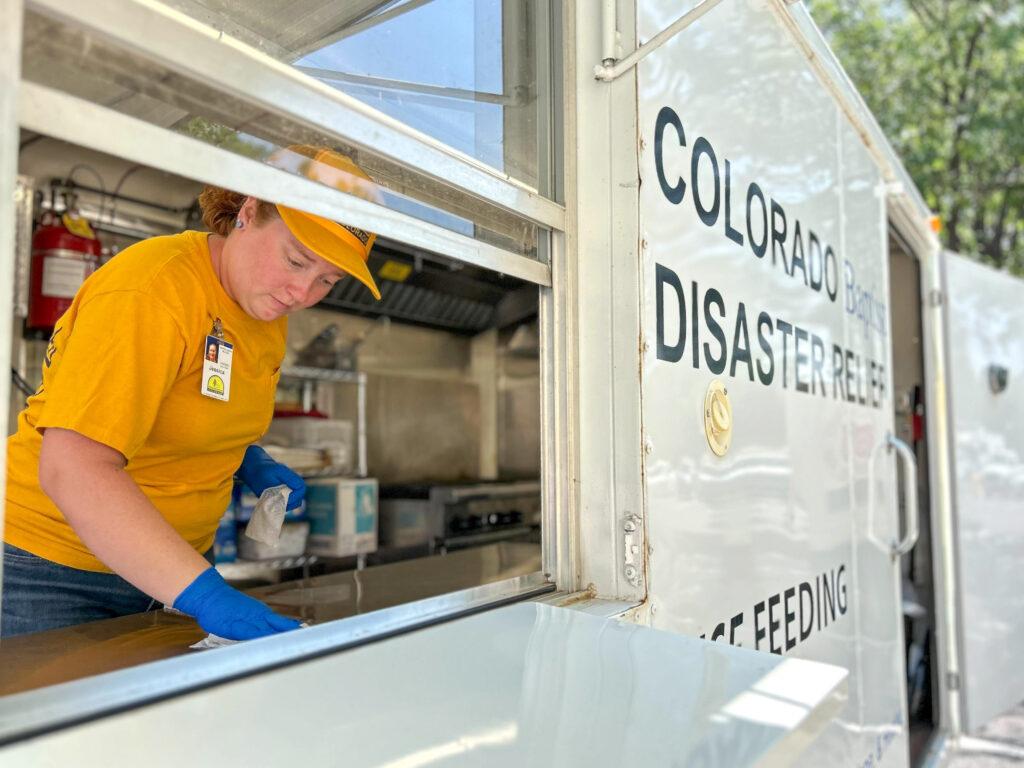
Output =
[{"x1": 27, "y1": 210, "x2": 102, "y2": 335}]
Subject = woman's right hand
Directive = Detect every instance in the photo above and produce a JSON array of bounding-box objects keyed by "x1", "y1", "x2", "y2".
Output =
[
  {"x1": 236, "y1": 445, "x2": 306, "y2": 511},
  {"x1": 173, "y1": 567, "x2": 300, "y2": 640}
]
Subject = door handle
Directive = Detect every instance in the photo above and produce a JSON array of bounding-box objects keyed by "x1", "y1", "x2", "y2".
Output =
[{"x1": 888, "y1": 432, "x2": 919, "y2": 557}]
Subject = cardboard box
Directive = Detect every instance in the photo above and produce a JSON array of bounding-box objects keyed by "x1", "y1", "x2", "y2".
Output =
[
  {"x1": 237, "y1": 521, "x2": 309, "y2": 560},
  {"x1": 379, "y1": 499, "x2": 433, "y2": 547},
  {"x1": 232, "y1": 482, "x2": 307, "y2": 523},
  {"x1": 213, "y1": 507, "x2": 237, "y2": 564},
  {"x1": 264, "y1": 417, "x2": 354, "y2": 474},
  {"x1": 305, "y1": 478, "x2": 378, "y2": 557}
]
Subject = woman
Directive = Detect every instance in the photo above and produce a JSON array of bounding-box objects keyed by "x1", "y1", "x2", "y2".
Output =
[{"x1": 2, "y1": 146, "x2": 382, "y2": 640}]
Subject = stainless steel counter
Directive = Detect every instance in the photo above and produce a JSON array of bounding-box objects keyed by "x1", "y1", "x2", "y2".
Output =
[
  {"x1": 249, "y1": 540, "x2": 540, "y2": 623},
  {"x1": 2, "y1": 601, "x2": 849, "y2": 767},
  {"x1": 0, "y1": 542, "x2": 540, "y2": 697}
]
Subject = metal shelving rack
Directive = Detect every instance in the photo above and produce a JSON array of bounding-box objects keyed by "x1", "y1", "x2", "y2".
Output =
[
  {"x1": 218, "y1": 366, "x2": 369, "y2": 582},
  {"x1": 280, "y1": 365, "x2": 367, "y2": 478},
  {"x1": 217, "y1": 554, "x2": 319, "y2": 582}
]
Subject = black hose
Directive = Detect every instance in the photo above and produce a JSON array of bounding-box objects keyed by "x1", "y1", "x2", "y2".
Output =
[{"x1": 10, "y1": 367, "x2": 35, "y2": 398}]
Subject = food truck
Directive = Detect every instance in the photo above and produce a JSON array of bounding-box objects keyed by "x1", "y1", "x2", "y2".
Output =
[{"x1": 1, "y1": 0, "x2": 1022, "y2": 765}]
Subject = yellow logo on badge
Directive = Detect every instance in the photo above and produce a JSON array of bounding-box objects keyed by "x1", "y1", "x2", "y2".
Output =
[{"x1": 206, "y1": 375, "x2": 225, "y2": 395}]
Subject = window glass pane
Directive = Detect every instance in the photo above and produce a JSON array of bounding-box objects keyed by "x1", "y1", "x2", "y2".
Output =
[
  {"x1": 20, "y1": 6, "x2": 547, "y2": 262},
  {"x1": 3, "y1": 133, "x2": 542, "y2": 698},
  {"x1": 161, "y1": 0, "x2": 558, "y2": 195}
]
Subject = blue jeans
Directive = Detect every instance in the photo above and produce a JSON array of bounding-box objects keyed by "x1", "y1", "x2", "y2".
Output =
[{"x1": 1, "y1": 543, "x2": 214, "y2": 638}]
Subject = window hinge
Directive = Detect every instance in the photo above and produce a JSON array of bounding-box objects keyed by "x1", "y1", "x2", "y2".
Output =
[{"x1": 623, "y1": 513, "x2": 643, "y2": 588}]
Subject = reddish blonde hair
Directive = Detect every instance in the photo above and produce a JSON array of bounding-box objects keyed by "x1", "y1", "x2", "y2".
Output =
[{"x1": 197, "y1": 187, "x2": 278, "y2": 236}]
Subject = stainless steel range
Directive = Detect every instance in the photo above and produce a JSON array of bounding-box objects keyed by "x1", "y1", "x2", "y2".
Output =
[{"x1": 378, "y1": 480, "x2": 541, "y2": 551}]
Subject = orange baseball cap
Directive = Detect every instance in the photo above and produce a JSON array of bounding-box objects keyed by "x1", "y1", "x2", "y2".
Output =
[{"x1": 271, "y1": 146, "x2": 382, "y2": 300}]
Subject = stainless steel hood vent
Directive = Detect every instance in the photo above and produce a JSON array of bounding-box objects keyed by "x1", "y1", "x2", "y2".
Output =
[{"x1": 317, "y1": 244, "x2": 535, "y2": 336}]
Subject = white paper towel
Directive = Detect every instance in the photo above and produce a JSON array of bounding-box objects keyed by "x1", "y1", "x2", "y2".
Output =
[
  {"x1": 190, "y1": 623, "x2": 310, "y2": 650},
  {"x1": 243, "y1": 484, "x2": 292, "y2": 545}
]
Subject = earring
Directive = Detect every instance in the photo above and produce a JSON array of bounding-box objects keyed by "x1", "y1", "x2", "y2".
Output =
[{"x1": 235, "y1": 218, "x2": 244, "y2": 229}]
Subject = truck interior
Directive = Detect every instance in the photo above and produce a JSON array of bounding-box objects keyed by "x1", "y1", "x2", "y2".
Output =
[
  {"x1": 889, "y1": 228, "x2": 939, "y2": 762},
  {"x1": 2, "y1": 0, "x2": 563, "y2": 700},
  {"x1": 1, "y1": 132, "x2": 545, "y2": 695}
]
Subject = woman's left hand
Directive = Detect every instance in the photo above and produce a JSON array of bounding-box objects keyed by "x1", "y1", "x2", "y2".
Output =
[{"x1": 236, "y1": 445, "x2": 306, "y2": 510}]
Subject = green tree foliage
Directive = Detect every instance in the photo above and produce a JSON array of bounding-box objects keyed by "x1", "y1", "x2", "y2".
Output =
[
  {"x1": 807, "y1": 0, "x2": 1024, "y2": 273},
  {"x1": 176, "y1": 117, "x2": 269, "y2": 161}
]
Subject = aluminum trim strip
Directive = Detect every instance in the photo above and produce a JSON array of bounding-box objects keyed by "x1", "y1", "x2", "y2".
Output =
[
  {"x1": 18, "y1": 82, "x2": 552, "y2": 288},
  {"x1": 540, "y1": 229, "x2": 576, "y2": 588},
  {"x1": 0, "y1": 571, "x2": 553, "y2": 745},
  {"x1": 290, "y1": 0, "x2": 433, "y2": 59},
  {"x1": 0, "y1": 0, "x2": 25, "y2": 628},
  {"x1": 13, "y1": 176, "x2": 33, "y2": 318},
  {"x1": 925, "y1": 249, "x2": 966, "y2": 735},
  {"x1": 26, "y1": 0, "x2": 567, "y2": 233},
  {"x1": 594, "y1": 0, "x2": 726, "y2": 81},
  {"x1": 773, "y1": 2, "x2": 935, "y2": 236},
  {"x1": 535, "y1": 592, "x2": 640, "y2": 618}
]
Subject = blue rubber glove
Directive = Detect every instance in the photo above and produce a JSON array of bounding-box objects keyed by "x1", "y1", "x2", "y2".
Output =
[
  {"x1": 174, "y1": 567, "x2": 301, "y2": 640},
  {"x1": 236, "y1": 445, "x2": 305, "y2": 511}
]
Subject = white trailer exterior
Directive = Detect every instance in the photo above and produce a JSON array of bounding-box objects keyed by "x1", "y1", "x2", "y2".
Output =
[
  {"x1": 0, "y1": 1, "x2": 1021, "y2": 766},
  {"x1": 637, "y1": 3, "x2": 908, "y2": 765},
  {"x1": 943, "y1": 252, "x2": 1024, "y2": 736}
]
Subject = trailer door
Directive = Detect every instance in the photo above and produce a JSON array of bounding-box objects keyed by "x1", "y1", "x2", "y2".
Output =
[
  {"x1": 944, "y1": 252, "x2": 1024, "y2": 733},
  {"x1": 636, "y1": 1, "x2": 910, "y2": 765}
]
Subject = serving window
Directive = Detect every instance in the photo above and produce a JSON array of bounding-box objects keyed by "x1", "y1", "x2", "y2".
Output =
[{"x1": 0, "y1": 0, "x2": 567, "y2": 743}]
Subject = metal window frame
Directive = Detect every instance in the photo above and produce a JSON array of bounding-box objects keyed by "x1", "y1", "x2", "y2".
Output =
[
  {"x1": 0, "y1": 0, "x2": 25, "y2": 625},
  {"x1": 0, "y1": 0, "x2": 578, "y2": 738},
  {"x1": 540, "y1": 230, "x2": 578, "y2": 589},
  {"x1": 560, "y1": 0, "x2": 645, "y2": 604},
  {"x1": 26, "y1": 0, "x2": 567, "y2": 234},
  {"x1": 0, "y1": 573, "x2": 555, "y2": 745},
  {"x1": 19, "y1": 82, "x2": 552, "y2": 289}
]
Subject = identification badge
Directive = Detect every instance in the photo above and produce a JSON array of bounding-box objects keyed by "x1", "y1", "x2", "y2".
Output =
[{"x1": 201, "y1": 333, "x2": 233, "y2": 402}]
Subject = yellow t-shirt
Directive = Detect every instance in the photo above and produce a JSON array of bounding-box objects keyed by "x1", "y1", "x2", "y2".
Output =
[{"x1": 4, "y1": 231, "x2": 287, "y2": 572}]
